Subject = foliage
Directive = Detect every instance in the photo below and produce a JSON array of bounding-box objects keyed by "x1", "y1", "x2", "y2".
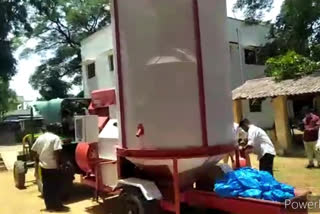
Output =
[
  {"x1": 0, "y1": 78, "x2": 18, "y2": 118},
  {"x1": 233, "y1": 0, "x2": 274, "y2": 22},
  {"x1": 235, "y1": 0, "x2": 320, "y2": 57},
  {"x1": 265, "y1": 51, "x2": 320, "y2": 81},
  {"x1": 0, "y1": 1, "x2": 31, "y2": 81},
  {"x1": 76, "y1": 91, "x2": 84, "y2": 98},
  {"x1": 0, "y1": 1, "x2": 30, "y2": 117},
  {"x1": 26, "y1": 0, "x2": 110, "y2": 100}
]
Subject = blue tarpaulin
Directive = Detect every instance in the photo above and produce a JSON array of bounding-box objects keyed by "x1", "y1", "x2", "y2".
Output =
[{"x1": 214, "y1": 167, "x2": 295, "y2": 202}]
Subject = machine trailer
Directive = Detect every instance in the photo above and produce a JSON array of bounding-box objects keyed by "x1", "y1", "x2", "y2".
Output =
[{"x1": 18, "y1": 0, "x2": 310, "y2": 213}]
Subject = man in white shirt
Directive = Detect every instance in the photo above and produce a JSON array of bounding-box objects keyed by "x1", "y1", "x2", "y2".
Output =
[
  {"x1": 239, "y1": 119, "x2": 276, "y2": 176},
  {"x1": 31, "y1": 125, "x2": 68, "y2": 211}
]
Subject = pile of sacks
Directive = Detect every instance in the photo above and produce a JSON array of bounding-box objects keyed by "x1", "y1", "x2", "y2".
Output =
[{"x1": 214, "y1": 167, "x2": 295, "y2": 202}]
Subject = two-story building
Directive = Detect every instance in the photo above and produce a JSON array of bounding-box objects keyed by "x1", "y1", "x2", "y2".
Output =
[{"x1": 81, "y1": 17, "x2": 272, "y2": 128}]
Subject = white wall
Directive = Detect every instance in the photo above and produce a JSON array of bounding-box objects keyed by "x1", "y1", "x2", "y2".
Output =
[
  {"x1": 227, "y1": 18, "x2": 270, "y2": 90},
  {"x1": 226, "y1": 19, "x2": 272, "y2": 128},
  {"x1": 81, "y1": 26, "x2": 115, "y2": 98},
  {"x1": 242, "y1": 98, "x2": 275, "y2": 129},
  {"x1": 227, "y1": 18, "x2": 270, "y2": 47}
]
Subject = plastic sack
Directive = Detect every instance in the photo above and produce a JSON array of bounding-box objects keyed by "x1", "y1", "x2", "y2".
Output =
[
  {"x1": 259, "y1": 171, "x2": 274, "y2": 183},
  {"x1": 234, "y1": 169, "x2": 261, "y2": 189},
  {"x1": 272, "y1": 189, "x2": 295, "y2": 202},
  {"x1": 214, "y1": 167, "x2": 295, "y2": 202},
  {"x1": 262, "y1": 191, "x2": 274, "y2": 201},
  {"x1": 215, "y1": 183, "x2": 234, "y2": 197},
  {"x1": 280, "y1": 183, "x2": 295, "y2": 195},
  {"x1": 238, "y1": 189, "x2": 262, "y2": 199}
]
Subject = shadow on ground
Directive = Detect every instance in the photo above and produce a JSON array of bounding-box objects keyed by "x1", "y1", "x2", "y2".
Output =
[
  {"x1": 64, "y1": 183, "x2": 95, "y2": 205},
  {"x1": 86, "y1": 197, "x2": 119, "y2": 214}
]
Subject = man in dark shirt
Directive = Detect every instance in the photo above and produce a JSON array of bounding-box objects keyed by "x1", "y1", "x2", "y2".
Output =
[{"x1": 303, "y1": 109, "x2": 320, "y2": 168}]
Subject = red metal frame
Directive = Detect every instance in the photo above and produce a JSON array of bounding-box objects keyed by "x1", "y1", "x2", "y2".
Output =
[
  {"x1": 193, "y1": 0, "x2": 208, "y2": 148},
  {"x1": 182, "y1": 190, "x2": 309, "y2": 214},
  {"x1": 113, "y1": 0, "x2": 127, "y2": 149},
  {"x1": 117, "y1": 144, "x2": 235, "y2": 159},
  {"x1": 173, "y1": 159, "x2": 180, "y2": 214},
  {"x1": 160, "y1": 200, "x2": 175, "y2": 213}
]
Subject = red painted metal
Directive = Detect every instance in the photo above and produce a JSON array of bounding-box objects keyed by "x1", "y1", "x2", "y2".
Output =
[
  {"x1": 193, "y1": 0, "x2": 208, "y2": 148},
  {"x1": 117, "y1": 144, "x2": 235, "y2": 159},
  {"x1": 75, "y1": 143, "x2": 94, "y2": 173},
  {"x1": 90, "y1": 89, "x2": 116, "y2": 109},
  {"x1": 235, "y1": 149, "x2": 240, "y2": 169},
  {"x1": 182, "y1": 190, "x2": 309, "y2": 214},
  {"x1": 160, "y1": 200, "x2": 175, "y2": 213},
  {"x1": 81, "y1": 176, "x2": 114, "y2": 193},
  {"x1": 113, "y1": 0, "x2": 127, "y2": 149},
  {"x1": 173, "y1": 159, "x2": 180, "y2": 214},
  {"x1": 98, "y1": 116, "x2": 109, "y2": 132}
]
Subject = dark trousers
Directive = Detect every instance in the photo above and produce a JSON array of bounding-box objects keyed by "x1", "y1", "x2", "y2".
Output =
[
  {"x1": 259, "y1": 153, "x2": 275, "y2": 176},
  {"x1": 41, "y1": 168, "x2": 62, "y2": 209}
]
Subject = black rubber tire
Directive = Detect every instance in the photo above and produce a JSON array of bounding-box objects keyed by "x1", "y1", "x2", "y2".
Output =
[
  {"x1": 13, "y1": 161, "x2": 26, "y2": 189},
  {"x1": 118, "y1": 186, "x2": 160, "y2": 214}
]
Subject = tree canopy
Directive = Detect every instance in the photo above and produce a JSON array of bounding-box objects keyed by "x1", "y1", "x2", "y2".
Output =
[
  {"x1": 265, "y1": 51, "x2": 320, "y2": 81},
  {"x1": 0, "y1": 1, "x2": 30, "y2": 115},
  {"x1": 0, "y1": 78, "x2": 18, "y2": 118},
  {"x1": 26, "y1": 0, "x2": 110, "y2": 100},
  {"x1": 233, "y1": 0, "x2": 274, "y2": 23}
]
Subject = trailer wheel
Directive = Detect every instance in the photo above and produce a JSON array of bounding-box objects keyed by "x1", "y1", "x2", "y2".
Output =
[
  {"x1": 119, "y1": 186, "x2": 160, "y2": 214},
  {"x1": 13, "y1": 161, "x2": 26, "y2": 189}
]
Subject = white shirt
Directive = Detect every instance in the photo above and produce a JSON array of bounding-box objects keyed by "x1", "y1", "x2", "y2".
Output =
[
  {"x1": 316, "y1": 129, "x2": 320, "y2": 150},
  {"x1": 247, "y1": 125, "x2": 276, "y2": 160},
  {"x1": 31, "y1": 132, "x2": 63, "y2": 169},
  {"x1": 233, "y1": 123, "x2": 239, "y2": 137}
]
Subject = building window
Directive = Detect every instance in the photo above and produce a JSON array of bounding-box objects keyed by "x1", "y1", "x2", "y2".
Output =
[
  {"x1": 244, "y1": 49, "x2": 257, "y2": 65},
  {"x1": 108, "y1": 54, "x2": 114, "y2": 72},
  {"x1": 87, "y1": 63, "x2": 95, "y2": 79},
  {"x1": 249, "y1": 99, "x2": 262, "y2": 112},
  {"x1": 244, "y1": 47, "x2": 265, "y2": 65}
]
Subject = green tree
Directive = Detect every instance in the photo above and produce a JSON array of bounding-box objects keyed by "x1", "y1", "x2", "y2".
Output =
[
  {"x1": 265, "y1": 51, "x2": 320, "y2": 81},
  {"x1": 26, "y1": 0, "x2": 110, "y2": 100},
  {"x1": 0, "y1": 78, "x2": 18, "y2": 118},
  {"x1": 0, "y1": 1, "x2": 30, "y2": 117},
  {"x1": 0, "y1": 0, "x2": 30, "y2": 81},
  {"x1": 233, "y1": 0, "x2": 274, "y2": 23}
]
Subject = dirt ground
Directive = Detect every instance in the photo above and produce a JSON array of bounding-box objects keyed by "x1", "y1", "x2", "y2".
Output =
[
  {"x1": 0, "y1": 169, "x2": 117, "y2": 214},
  {"x1": 0, "y1": 155, "x2": 320, "y2": 214},
  {"x1": 250, "y1": 155, "x2": 320, "y2": 195}
]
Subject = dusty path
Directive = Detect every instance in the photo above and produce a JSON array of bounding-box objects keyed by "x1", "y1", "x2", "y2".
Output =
[{"x1": 0, "y1": 169, "x2": 113, "y2": 214}]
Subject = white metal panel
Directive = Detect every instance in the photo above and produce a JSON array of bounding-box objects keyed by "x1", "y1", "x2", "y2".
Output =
[
  {"x1": 198, "y1": 0, "x2": 234, "y2": 146},
  {"x1": 100, "y1": 163, "x2": 118, "y2": 188},
  {"x1": 116, "y1": 0, "x2": 202, "y2": 149},
  {"x1": 74, "y1": 115, "x2": 99, "y2": 143},
  {"x1": 117, "y1": 178, "x2": 163, "y2": 201},
  {"x1": 98, "y1": 119, "x2": 119, "y2": 160}
]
